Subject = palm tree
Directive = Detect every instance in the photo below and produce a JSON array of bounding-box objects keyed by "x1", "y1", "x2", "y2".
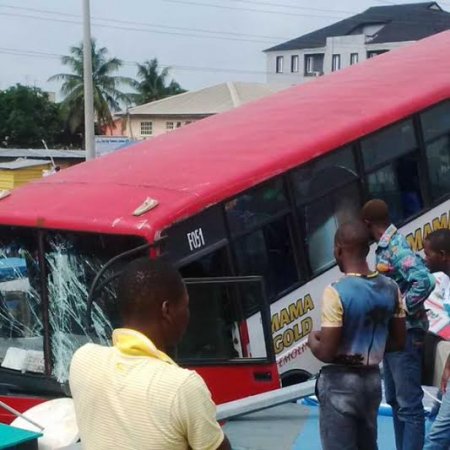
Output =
[
  {"x1": 49, "y1": 39, "x2": 132, "y2": 134},
  {"x1": 129, "y1": 59, "x2": 186, "y2": 105}
]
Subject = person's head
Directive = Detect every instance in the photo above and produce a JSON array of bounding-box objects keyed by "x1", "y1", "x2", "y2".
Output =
[
  {"x1": 117, "y1": 258, "x2": 189, "y2": 348},
  {"x1": 424, "y1": 229, "x2": 450, "y2": 275},
  {"x1": 334, "y1": 220, "x2": 371, "y2": 273},
  {"x1": 361, "y1": 199, "x2": 390, "y2": 241}
]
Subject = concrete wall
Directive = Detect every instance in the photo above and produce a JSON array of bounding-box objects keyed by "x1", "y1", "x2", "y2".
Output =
[
  {"x1": 123, "y1": 115, "x2": 208, "y2": 140},
  {"x1": 266, "y1": 36, "x2": 411, "y2": 85}
]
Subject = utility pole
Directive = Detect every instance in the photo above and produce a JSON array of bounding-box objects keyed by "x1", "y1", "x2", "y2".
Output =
[{"x1": 83, "y1": 0, "x2": 95, "y2": 160}]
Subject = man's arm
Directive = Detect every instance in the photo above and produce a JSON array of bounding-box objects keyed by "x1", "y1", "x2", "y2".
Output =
[
  {"x1": 308, "y1": 285, "x2": 343, "y2": 363},
  {"x1": 385, "y1": 317, "x2": 406, "y2": 352},
  {"x1": 216, "y1": 436, "x2": 232, "y2": 450},
  {"x1": 395, "y1": 246, "x2": 435, "y2": 314},
  {"x1": 190, "y1": 436, "x2": 231, "y2": 450},
  {"x1": 173, "y1": 373, "x2": 230, "y2": 450},
  {"x1": 308, "y1": 327, "x2": 342, "y2": 363},
  {"x1": 441, "y1": 355, "x2": 450, "y2": 393},
  {"x1": 385, "y1": 287, "x2": 406, "y2": 352}
]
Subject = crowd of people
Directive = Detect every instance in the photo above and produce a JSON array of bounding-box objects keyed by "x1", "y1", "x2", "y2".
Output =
[{"x1": 68, "y1": 198, "x2": 450, "y2": 450}]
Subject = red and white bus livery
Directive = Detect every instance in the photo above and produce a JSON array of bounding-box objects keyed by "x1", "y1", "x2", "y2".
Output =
[{"x1": 0, "y1": 31, "x2": 450, "y2": 421}]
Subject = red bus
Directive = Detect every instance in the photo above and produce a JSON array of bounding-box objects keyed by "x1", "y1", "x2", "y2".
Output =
[{"x1": 1, "y1": 30, "x2": 450, "y2": 422}]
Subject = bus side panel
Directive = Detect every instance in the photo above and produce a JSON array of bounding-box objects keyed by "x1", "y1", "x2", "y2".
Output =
[
  {"x1": 0, "y1": 396, "x2": 46, "y2": 424},
  {"x1": 194, "y1": 363, "x2": 280, "y2": 405},
  {"x1": 248, "y1": 200, "x2": 450, "y2": 383}
]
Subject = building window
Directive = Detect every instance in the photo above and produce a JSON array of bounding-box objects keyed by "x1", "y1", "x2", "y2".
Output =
[
  {"x1": 176, "y1": 122, "x2": 182, "y2": 128},
  {"x1": 140, "y1": 121, "x2": 153, "y2": 136},
  {"x1": 367, "y1": 50, "x2": 388, "y2": 58},
  {"x1": 185, "y1": 121, "x2": 192, "y2": 125},
  {"x1": 332, "y1": 54, "x2": 341, "y2": 72},
  {"x1": 350, "y1": 53, "x2": 359, "y2": 65},
  {"x1": 304, "y1": 54, "x2": 324, "y2": 76},
  {"x1": 291, "y1": 55, "x2": 299, "y2": 73},
  {"x1": 276, "y1": 56, "x2": 284, "y2": 73},
  {"x1": 166, "y1": 121, "x2": 174, "y2": 131}
]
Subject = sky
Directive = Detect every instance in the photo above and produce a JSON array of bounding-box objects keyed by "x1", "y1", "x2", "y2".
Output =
[{"x1": 0, "y1": 0, "x2": 449, "y2": 98}]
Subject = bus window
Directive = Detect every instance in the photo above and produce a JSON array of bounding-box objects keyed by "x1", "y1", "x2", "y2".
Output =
[
  {"x1": 361, "y1": 120, "x2": 417, "y2": 170},
  {"x1": 304, "y1": 183, "x2": 361, "y2": 274},
  {"x1": 362, "y1": 120, "x2": 423, "y2": 223},
  {"x1": 45, "y1": 232, "x2": 146, "y2": 382},
  {"x1": 233, "y1": 217, "x2": 298, "y2": 299},
  {"x1": 367, "y1": 154, "x2": 423, "y2": 223},
  {"x1": 292, "y1": 146, "x2": 357, "y2": 198},
  {"x1": 176, "y1": 283, "x2": 241, "y2": 360},
  {"x1": 0, "y1": 228, "x2": 43, "y2": 374},
  {"x1": 177, "y1": 277, "x2": 270, "y2": 361},
  {"x1": 179, "y1": 247, "x2": 231, "y2": 278},
  {"x1": 225, "y1": 178, "x2": 299, "y2": 299},
  {"x1": 421, "y1": 102, "x2": 450, "y2": 201},
  {"x1": 225, "y1": 178, "x2": 289, "y2": 235},
  {"x1": 291, "y1": 147, "x2": 360, "y2": 275}
]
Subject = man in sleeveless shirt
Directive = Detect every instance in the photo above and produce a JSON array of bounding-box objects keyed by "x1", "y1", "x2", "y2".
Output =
[{"x1": 308, "y1": 220, "x2": 406, "y2": 450}]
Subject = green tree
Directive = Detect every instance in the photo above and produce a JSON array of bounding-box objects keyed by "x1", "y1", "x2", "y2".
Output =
[
  {"x1": 0, "y1": 85, "x2": 63, "y2": 148},
  {"x1": 49, "y1": 39, "x2": 131, "y2": 134},
  {"x1": 130, "y1": 59, "x2": 186, "y2": 105}
]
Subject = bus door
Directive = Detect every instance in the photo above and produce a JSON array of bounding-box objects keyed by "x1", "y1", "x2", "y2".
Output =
[{"x1": 178, "y1": 276, "x2": 279, "y2": 405}]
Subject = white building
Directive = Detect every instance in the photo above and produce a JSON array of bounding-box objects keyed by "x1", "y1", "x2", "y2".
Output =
[
  {"x1": 265, "y1": 2, "x2": 450, "y2": 85},
  {"x1": 115, "y1": 82, "x2": 287, "y2": 140}
]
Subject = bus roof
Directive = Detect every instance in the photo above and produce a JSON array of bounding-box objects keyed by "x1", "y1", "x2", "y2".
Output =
[{"x1": 1, "y1": 31, "x2": 450, "y2": 241}]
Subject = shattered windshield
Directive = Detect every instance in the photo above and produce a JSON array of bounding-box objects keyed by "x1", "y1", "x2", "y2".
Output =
[
  {"x1": 0, "y1": 227, "x2": 147, "y2": 383},
  {"x1": 0, "y1": 228, "x2": 44, "y2": 374}
]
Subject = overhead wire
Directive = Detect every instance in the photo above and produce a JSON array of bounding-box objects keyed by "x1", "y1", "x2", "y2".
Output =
[
  {"x1": 1, "y1": 1, "x2": 449, "y2": 79},
  {"x1": 228, "y1": 0, "x2": 358, "y2": 15},
  {"x1": 0, "y1": 3, "x2": 292, "y2": 41},
  {"x1": 161, "y1": 0, "x2": 349, "y2": 19},
  {"x1": 0, "y1": 6, "x2": 438, "y2": 51},
  {"x1": 0, "y1": 45, "x2": 295, "y2": 77},
  {"x1": 0, "y1": 11, "x2": 281, "y2": 44}
]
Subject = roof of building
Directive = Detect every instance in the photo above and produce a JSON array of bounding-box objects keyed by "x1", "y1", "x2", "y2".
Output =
[
  {"x1": 265, "y1": 2, "x2": 450, "y2": 52},
  {"x1": 0, "y1": 159, "x2": 51, "y2": 170},
  {"x1": 0, "y1": 149, "x2": 85, "y2": 160},
  {"x1": 0, "y1": 31, "x2": 449, "y2": 239},
  {"x1": 124, "y1": 82, "x2": 288, "y2": 116}
]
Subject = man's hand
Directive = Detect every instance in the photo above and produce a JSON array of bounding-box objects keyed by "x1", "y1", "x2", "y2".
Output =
[
  {"x1": 308, "y1": 328, "x2": 341, "y2": 363},
  {"x1": 307, "y1": 330, "x2": 321, "y2": 352},
  {"x1": 441, "y1": 356, "x2": 450, "y2": 393}
]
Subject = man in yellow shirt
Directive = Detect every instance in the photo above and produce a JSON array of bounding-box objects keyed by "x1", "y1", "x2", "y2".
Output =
[{"x1": 70, "y1": 258, "x2": 231, "y2": 450}]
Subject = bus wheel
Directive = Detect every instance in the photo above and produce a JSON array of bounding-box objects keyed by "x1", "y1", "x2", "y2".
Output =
[{"x1": 281, "y1": 369, "x2": 311, "y2": 387}]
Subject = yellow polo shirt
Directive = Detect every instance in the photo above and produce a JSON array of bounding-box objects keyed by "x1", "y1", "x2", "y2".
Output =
[{"x1": 69, "y1": 328, "x2": 224, "y2": 450}]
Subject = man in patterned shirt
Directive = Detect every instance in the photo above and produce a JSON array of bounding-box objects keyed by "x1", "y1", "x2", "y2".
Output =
[
  {"x1": 362, "y1": 199, "x2": 435, "y2": 450},
  {"x1": 308, "y1": 220, "x2": 405, "y2": 450}
]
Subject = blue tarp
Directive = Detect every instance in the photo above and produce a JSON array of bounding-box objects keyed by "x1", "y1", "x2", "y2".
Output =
[{"x1": 0, "y1": 258, "x2": 27, "y2": 282}]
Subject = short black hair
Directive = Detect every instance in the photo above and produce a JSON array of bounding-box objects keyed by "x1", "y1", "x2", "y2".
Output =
[
  {"x1": 335, "y1": 220, "x2": 371, "y2": 258},
  {"x1": 425, "y1": 229, "x2": 450, "y2": 254},
  {"x1": 117, "y1": 258, "x2": 185, "y2": 319},
  {"x1": 361, "y1": 199, "x2": 390, "y2": 225}
]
